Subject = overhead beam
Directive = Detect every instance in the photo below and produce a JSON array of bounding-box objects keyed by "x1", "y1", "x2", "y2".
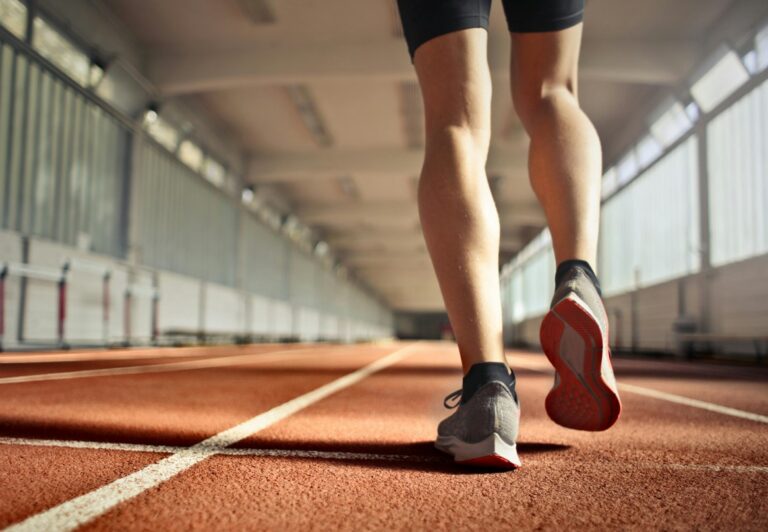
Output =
[
  {"x1": 247, "y1": 145, "x2": 528, "y2": 183},
  {"x1": 353, "y1": 262, "x2": 433, "y2": 273},
  {"x1": 249, "y1": 147, "x2": 423, "y2": 182},
  {"x1": 345, "y1": 256, "x2": 432, "y2": 268},
  {"x1": 150, "y1": 38, "x2": 696, "y2": 95},
  {"x1": 342, "y1": 250, "x2": 430, "y2": 262},
  {"x1": 332, "y1": 235, "x2": 522, "y2": 254},
  {"x1": 328, "y1": 234, "x2": 425, "y2": 250},
  {"x1": 297, "y1": 200, "x2": 542, "y2": 225},
  {"x1": 298, "y1": 201, "x2": 416, "y2": 223}
]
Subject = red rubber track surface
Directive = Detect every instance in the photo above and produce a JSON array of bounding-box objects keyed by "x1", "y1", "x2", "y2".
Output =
[{"x1": 1, "y1": 341, "x2": 766, "y2": 531}]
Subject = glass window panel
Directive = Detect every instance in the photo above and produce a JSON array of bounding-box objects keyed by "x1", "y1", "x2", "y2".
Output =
[
  {"x1": 742, "y1": 49, "x2": 759, "y2": 75},
  {"x1": 20, "y1": 62, "x2": 40, "y2": 234},
  {"x1": 0, "y1": 44, "x2": 13, "y2": 222},
  {"x1": 650, "y1": 101, "x2": 692, "y2": 148},
  {"x1": 684, "y1": 101, "x2": 700, "y2": 123},
  {"x1": 756, "y1": 23, "x2": 768, "y2": 72},
  {"x1": 6, "y1": 53, "x2": 27, "y2": 230},
  {"x1": 144, "y1": 114, "x2": 179, "y2": 152},
  {"x1": 708, "y1": 79, "x2": 768, "y2": 266},
  {"x1": 691, "y1": 50, "x2": 750, "y2": 113},
  {"x1": 67, "y1": 94, "x2": 85, "y2": 246},
  {"x1": 32, "y1": 70, "x2": 54, "y2": 238},
  {"x1": 599, "y1": 136, "x2": 700, "y2": 296},
  {"x1": 0, "y1": 0, "x2": 26, "y2": 39},
  {"x1": 32, "y1": 17, "x2": 90, "y2": 86},
  {"x1": 521, "y1": 249, "x2": 555, "y2": 318},
  {"x1": 136, "y1": 143, "x2": 239, "y2": 286},
  {"x1": 46, "y1": 77, "x2": 64, "y2": 239},
  {"x1": 601, "y1": 167, "x2": 618, "y2": 200},
  {"x1": 203, "y1": 157, "x2": 225, "y2": 187},
  {"x1": 617, "y1": 151, "x2": 639, "y2": 186},
  {"x1": 56, "y1": 86, "x2": 75, "y2": 243},
  {"x1": 178, "y1": 139, "x2": 203, "y2": 172},
  {"x1": 635, "y1": 134, "x2": 663, "y2": 169},
  {"x1": 76, "y1": 105, "x2": 97, "y2": 248},
  {"x1": 89, "y1": 109, "x2": 107, "y2": 252}
]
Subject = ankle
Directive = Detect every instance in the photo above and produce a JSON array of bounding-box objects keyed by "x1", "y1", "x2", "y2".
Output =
[
  {"x1": 555, "y1": 258, "x2": 601, "y2": 296},
  {"x1": 462, "y1": 362, "x2": 517, "y2": 404}
]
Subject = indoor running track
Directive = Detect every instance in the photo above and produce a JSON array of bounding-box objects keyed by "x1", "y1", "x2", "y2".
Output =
[{"x1": 1, "y1": 341, "x2": 767, "y2": 531}]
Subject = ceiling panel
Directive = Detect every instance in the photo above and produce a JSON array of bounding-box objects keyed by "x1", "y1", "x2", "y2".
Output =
[
  {"x1": 194, "y1": 87, "x2": 319, "y2": 153},
  {"x1": 312, "y1": 80, "x2": 403, "y2": 149},
  {"x1": 104, "y1": 0, "x2": 395, "y2": 50},
  {"x1": 355, "y1": 174, "x2": 414, "y2": 202}
]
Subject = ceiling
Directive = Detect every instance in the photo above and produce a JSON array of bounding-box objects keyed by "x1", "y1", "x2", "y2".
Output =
[{"x1": 101, "y1": 0, "x2": 764, "y2": 311}]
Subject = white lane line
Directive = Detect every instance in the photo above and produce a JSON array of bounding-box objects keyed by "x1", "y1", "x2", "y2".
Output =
[
  {"x1": 0, "y1": 437, "x2": 182, "y2": 454},
  {"x1": 0, "y1": 436, "x2": 439, "y2": 463},
  {"x1": 512, "y1": 358, "x2": 768, "y2": 424},
  {"x1": 4, "y1": 343, "x2": 418, "y2": 532},
  {"x1": 660, "y1": 463, "x2": 768, "y2": 474},
  {"x1": 617, "y1": 383, "x2": 768, "y2": 424},
  {"x1": 3, "y1": 436, "x2": 768, "y2": 473},
  {"x1": 0, "y1": 345, "x2": 296, "y2": 365},
  {"x1": 0, "y1": 346, "x2": 331, "y2": 385}
]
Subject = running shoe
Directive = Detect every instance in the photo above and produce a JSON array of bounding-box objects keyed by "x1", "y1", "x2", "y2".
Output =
[
  {"x1": 434, "y1": 381, "x2": 521, "y2": 469},
  {"x1": 540, "y1": 265, "x2": 621, "y2": 431}
]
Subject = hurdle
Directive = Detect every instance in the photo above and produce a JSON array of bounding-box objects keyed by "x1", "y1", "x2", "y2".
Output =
[
  {"x1": 64, "y1": 258, "x2": 113, "y2": 346},
  {"x1": 124, "y1": 282, "x2": 160, "y2": 346},
  {"x1": 0, "y1": 261, "x2": 68, "y2": 351}
]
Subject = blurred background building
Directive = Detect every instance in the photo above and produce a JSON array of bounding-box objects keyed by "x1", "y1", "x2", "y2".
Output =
[{"x1": 0, "y1": 0, "x2": 766, "y2": 357}]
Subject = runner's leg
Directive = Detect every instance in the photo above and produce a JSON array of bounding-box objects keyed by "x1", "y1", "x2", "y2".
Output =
[
  {"x1": 510, "y1": 23, "x2": 602, "y2": 267},
  {"x1": 413, "y1": 29, "x2": 507, "y2": 372}
]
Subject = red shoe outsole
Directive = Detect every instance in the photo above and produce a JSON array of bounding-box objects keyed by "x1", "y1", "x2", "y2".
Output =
[
  {"x1": 540, "y1": 297, "x2": 621, "y2": 432},
  {"x1": 457, "y1": 454, "x2": 521, "y2": 469}
]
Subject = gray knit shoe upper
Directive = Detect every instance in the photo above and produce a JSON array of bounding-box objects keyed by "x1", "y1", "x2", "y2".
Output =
[
  {"x1": 551, "y1": 266, "x2": 608, "y2": 333},
  {"x1": 437, "y1": 381, "x2": 520, "y2": 446}
]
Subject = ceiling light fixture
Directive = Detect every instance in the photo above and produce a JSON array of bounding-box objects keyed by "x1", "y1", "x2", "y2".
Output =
[
  {"x1": 285, "y1": 85, "x2": 333, "y2": 147},
  {"x1": 241, "y1": 186, "x2": 255, "y2": 204},
  {"x1": 237, "y1": 0, "x2": 276, "y2": 24}
]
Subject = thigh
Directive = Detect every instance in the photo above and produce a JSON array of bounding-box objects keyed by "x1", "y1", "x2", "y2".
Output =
[
  {"x1": 396, "y1": 0, "x2": 492, "y2": 60},
  {"x1": 413, "y1": 28, "x2": 492, "y2": 136},
  {"x1": 501, "y1": 0, "x2": 585, "y2": 34},
  {"x1": 504, "y1": 0, "x2": 585, "y2": 100},
  {"x1": 510, "y1": 24, "x2": 583, "y2": 99}
]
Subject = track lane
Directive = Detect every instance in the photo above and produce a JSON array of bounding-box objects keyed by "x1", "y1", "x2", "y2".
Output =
[
  {"x1": 0, "y1": 445, "x2": 168, "y2": 529},
  {"x1": 0, "y1": 344, "x2": 316, "y2": 380},
  {"x1": 77, "y1": 344, "x2": 768, "y2": 531},
  {"x1": 1, "y1": 343, "x2": 417, "y2": 531},
  {"x1": 2, "y1": 342, "x2": 766, "y2": 531},
  {"x1": 513, "y1": 352, "x2": 768, "y2": 420},
  {"x1": 0, "y1": 345, "x2": 394, "y2": 446},
  {"x1": 0, "y1": 343, "x2": 307, "y2": 365}
]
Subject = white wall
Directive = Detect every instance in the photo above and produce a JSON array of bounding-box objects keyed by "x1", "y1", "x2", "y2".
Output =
[
  {"x1": 157, "y1": 271, "x2": 200, "y2": 333},
  {"x1": 0, "y1": 230, "x2": 22, "y2": 348},
  {"x1": 250, "y1": 294, "x2": 272, "y2": 336},
  {"x1": 506, "y1": 253, "x2": 768, "y2": 355},
  {"x1": 203, "y1": 283, "x2": 245, "y2": 335},
  {"x1": 0, "y1": 232, "x2": 394, "y2": 349}
]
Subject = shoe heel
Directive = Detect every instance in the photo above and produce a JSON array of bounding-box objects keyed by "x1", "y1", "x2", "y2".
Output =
[{"x1": 437, "y1": 433, "x2": 521, "y2": 469}]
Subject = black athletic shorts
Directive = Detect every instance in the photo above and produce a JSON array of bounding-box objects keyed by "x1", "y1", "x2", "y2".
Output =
[{"x1": 397, "y1": 0, "x2": 585, "y2": 58}]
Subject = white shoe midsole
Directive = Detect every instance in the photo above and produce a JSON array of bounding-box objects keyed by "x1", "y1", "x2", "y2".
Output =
[{"x1": 435, "y1": 432, "x2": 521, "y2": 465}]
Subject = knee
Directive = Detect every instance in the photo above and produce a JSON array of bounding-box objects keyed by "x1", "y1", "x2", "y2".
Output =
[
  {"x1": 512, "y1": 81, "x2": 578, "y2": 132},
  {"x1": 423, "y1": 122, "x2": 490, "y2": 166}
]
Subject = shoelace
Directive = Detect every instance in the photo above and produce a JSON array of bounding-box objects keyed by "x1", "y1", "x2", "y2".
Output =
[{"x1": 443, "y1": 389, "x2": 462, "y2": 409}]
